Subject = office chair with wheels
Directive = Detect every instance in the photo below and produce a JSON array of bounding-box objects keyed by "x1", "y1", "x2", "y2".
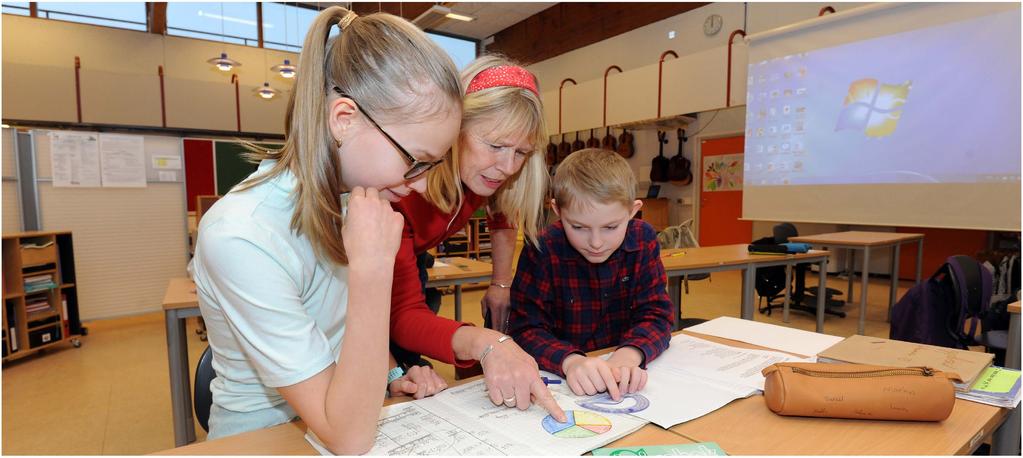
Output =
[
  {"x1": 194, "y1": 346, "x2": 216, "y2": 433},
  {"x1": 757, "y1": 223, "x2": 846, "y2": 318}
]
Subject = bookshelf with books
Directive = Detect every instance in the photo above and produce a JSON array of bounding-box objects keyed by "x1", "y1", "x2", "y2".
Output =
[{"x1": 2, "y1": 231, "x2": 84, "y2": 363}]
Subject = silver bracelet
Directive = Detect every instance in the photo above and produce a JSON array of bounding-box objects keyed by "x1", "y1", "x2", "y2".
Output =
[
  {"x1": 490, "y1": 282, "x2": 511, "y2": 288},
  {"x1": 478, "y1": 335, "x2": 512, "y2": 366}
]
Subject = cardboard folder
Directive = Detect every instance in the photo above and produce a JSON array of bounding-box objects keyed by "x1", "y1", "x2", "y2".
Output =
[{"x1": 817, "y1": 335, "x2": 994, "y2": 391}]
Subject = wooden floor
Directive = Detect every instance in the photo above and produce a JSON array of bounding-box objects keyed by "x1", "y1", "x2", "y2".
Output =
[{"x1": 2, "y1": 270, "x2": 905, "y2": 454}]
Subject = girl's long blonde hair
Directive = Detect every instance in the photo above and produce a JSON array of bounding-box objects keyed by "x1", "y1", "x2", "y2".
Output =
[
  {"x1": 238, "y1": 6, "x2": 460, "y2": 265},
  {"x1": 425, "y1": 54, "x2": 548, "y2": 246}
]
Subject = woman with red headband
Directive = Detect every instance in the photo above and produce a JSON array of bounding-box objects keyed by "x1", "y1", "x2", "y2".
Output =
[{"x1": 388, "y1": 54, "x2": 564, "y2": 419}]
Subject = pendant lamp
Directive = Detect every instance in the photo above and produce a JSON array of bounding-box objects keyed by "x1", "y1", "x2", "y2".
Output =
[{"x1": 206, "y1": 3, "x2": 240, "y2": 72}]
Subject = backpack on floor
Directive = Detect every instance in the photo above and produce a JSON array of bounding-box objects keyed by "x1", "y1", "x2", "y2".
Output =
[{"x1": 889, "y1": 255, "x2": 992, "y2": 349}]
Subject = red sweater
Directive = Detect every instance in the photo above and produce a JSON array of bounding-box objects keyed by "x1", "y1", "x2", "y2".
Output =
[{"x1": 389, "y1": 188, "x2": 511, "y2": 364}]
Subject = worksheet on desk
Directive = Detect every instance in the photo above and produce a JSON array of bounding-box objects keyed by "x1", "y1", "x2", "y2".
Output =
[
  {"x1": 650, "y1": 333, "x2": 813, "y2": 391},
  {"x1": 308, "y1": 379, "x2": 648, "y2": 456}
]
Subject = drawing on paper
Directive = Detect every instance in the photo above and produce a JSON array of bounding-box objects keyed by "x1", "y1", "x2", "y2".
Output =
[
  {"x1": 541, "y1": 410, "x2": 612, "y2": 438},
  {"x1": 576, "y1": 393, "x2": 651, "y2": 414}
]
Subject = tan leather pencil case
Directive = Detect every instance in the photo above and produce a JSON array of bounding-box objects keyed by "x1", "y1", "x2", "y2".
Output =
[{"x1": 762, "y1": 363, "x2": 960, "y2": 421}]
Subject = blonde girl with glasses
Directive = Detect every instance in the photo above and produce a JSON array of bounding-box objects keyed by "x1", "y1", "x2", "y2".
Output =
[
  {"x1": 190, "y1": 7, "x2": 459, "y2": 453},
  {"x1": 388, "y1": 55, "x2": 566, "y2": 419}
]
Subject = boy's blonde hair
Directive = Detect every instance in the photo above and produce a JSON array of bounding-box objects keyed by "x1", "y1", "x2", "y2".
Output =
[
  {"x1": 237, "y1": 6, "x2": 461, "y2": 266},
  {"x1": 552, "y1": 148, "x2": 637, "y2": 211},
  {"x1": 425, "y1": 54, "x2": 548, "y2": 246}
]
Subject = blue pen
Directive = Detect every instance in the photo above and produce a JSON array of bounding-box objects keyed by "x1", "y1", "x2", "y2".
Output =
[{"x1": 541, "y1": 376, "x2": 562, "y2": 385}]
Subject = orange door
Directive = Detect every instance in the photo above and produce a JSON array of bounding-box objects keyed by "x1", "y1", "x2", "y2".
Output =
[{"x1": 699, "y1": 135, "x2": 752, "y2": 246}]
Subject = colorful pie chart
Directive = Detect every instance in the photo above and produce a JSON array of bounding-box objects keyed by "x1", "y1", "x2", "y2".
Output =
[{"x1": 541, "y1": 410, "x2": 612, "y2": 438}]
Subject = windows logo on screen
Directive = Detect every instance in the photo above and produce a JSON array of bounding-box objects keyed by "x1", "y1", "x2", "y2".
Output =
[{"x1": 835, "y1": 78, "x2": 911, "y2": 137}]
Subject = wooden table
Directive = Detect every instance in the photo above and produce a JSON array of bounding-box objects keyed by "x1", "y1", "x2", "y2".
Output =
[
  {"x1": 789, "y1": 231, "x2": 925, "y2": 334},
  {"x1": 162, "y1": 258, "x2": 492, "y2": 447},
  {"x1": 425, "y1": 257, "x2": 493, "y2": 322},
  {"x1": 155, "y1": 326, "x2": 1016, "y2": 455},
  {"x1": 671, "y1": 331, "x2": 1015, "y2": 455},
  {"x1": 163, "y1": 277, "x2": 202, "y2": 447},
  {"x1": 660, "y1": 244, "x2": 833, "y2": 332}
]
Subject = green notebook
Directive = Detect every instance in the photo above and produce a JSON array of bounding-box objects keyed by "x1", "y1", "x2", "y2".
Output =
[{"x1": 592, "y1": 442, "x2": 727, "y2": 456}]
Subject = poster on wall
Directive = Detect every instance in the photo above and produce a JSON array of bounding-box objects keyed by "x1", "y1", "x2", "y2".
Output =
[
  {"x1": 49, "y1": 131, "x2": 101, "y2": 187},
  {"x1": 99, "y1": 133, "x2": 147, "y2": 187},
  {"x1": 703, "y1": 153, "x2": 743, "y2": 192}
]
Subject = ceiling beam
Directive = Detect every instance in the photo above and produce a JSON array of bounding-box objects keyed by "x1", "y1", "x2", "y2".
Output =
[
  {"x1": 289, "y1": 2, "x2": 434, "y2": 22},
  {"x1": 487, "y1": 2, "x2": 710, "y2": 65},
  {"x1": 147, "y1": 2, "x2": 167, "y2": 34}
]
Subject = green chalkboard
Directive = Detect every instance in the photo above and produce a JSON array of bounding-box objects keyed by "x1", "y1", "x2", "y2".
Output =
[{"x1": 214, "y1": 141, "x2": 281, "y2": 195}]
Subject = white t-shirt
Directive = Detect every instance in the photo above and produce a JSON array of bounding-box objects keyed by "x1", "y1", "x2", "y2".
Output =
[{"x1": 191, "y1": 160, "x2": 348, "y2": 415}]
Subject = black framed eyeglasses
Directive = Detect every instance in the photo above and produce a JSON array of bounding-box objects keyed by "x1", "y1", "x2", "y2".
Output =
[{"x1": 333, "y1": 87, "x2": 444, "y2": 180}]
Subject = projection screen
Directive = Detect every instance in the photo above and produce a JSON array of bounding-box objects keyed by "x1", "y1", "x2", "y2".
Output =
[{"x1": 742, "y1": 3, "x2": 1020, "y2": 231}]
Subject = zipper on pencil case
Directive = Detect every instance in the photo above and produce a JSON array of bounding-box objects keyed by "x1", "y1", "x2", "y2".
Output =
[{"x1": 790, "y1": 367, "x2": 934, "y2": 378}]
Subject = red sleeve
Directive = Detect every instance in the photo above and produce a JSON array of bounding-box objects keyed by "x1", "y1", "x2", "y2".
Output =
[
  {"x1": 487, "y1": 211, "x2": 514, "y2": 231},
  {"x1": 389, "y1": 224, "x2": 476, "y2": 367}
]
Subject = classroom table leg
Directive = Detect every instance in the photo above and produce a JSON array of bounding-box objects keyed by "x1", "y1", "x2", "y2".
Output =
[
  {"x1": 858, "y1": 247, "x2": 870, "y2": 335},
  {"x1": 846, "y1": 248, "x2": 855, "y2": 303},
  {"x1": 991, "y1": 408, "x2": 1021, "y2": 455},
  {"x1": 454, "y1": 285, "x2": 462, "y2": 322},
  {"x1": 816, "y1": 258, "x2": 827, "y2": 333},
  {"x1": 165, "y1": 310, "x2": 196, "y2": 446},
  {"x1": 741, "y1": 267, "x2": 756, "y2": 320},
  {"x1": 888, "y1": 243, "x2": 901, "y2": 322},
  {"x1": 782, "y1": 264, "x2": 792, "y2": 323},
  {"x1": 915, "y1": 239, "x2": 924, "y2": 286},
  {"x1": 668, "y1": 277, "x2": 682, "y2": 330},
  {"x1": 994, "y1": 312, "x2": 1022, "y2": 458},
  {"x1": 1008, "y1": 310, "x2": 1020, "y2": 370}
]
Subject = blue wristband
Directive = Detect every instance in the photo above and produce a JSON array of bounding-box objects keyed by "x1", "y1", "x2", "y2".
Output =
[{"x1": 386, "y1": 366, "x2": 405, "y2": 386}]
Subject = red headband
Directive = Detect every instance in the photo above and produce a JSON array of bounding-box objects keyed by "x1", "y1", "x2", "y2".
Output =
[{"x1": 465, "y1": 65, "x2": 539, "y2": 97}]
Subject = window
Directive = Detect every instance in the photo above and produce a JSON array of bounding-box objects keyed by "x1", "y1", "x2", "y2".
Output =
[
  {"x1": 427, "y1": 32, "x2": 477, "y2": 70},
  {"x1": 33, "y1": 2, "x2": 146, "y2": 31},
  {"x1": 168, "y1": 2, "x2": 259, "y2": 46},
  {"x1": 261, "y1": 3, "x2": 318, "y2": 53},
  {"x1": 2, "y1": 2, "x2": 30, "y2": 16}
]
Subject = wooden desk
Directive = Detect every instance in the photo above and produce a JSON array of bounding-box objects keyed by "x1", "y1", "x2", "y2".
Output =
[
  {"x1": 156, "y1": 326, "x2": 1015, "y2": 455},
  {"x1": 163, "y1": 260, "x2": 493, "y2": 447},
  {"x1": 671, "y1": 391, "x2": 1006, "y2": 455},
  {"x1": 789, "y1": 231, "x2": 925, "y2": 335},
  {"x1": 660, "y1": 244, "x2": 833, "y2": 332},
  {"x1": 163, "y1": 278, "x2": 201, "y2": 447},
  {"x1": 670, "y1": 330, "x2": 1014, "y2": 455},
  {"x1": 425, "y1": 257, "x2": 493, "y2": 322}
]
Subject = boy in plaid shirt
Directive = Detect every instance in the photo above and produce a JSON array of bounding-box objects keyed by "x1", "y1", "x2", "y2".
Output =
[{"x1": 508, "y1": 148, "x2": 673, "y2": 400}]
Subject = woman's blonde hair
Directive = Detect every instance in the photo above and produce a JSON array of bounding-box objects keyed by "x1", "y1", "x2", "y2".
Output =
[
  {"x1": 425, "y1": 54, "x2": 548, "y2": 246},
  {"x1": 238, "y1": 6, "x2": 460, "y2": 266},
  {"x1": 552, "y1": 148, "x2": 637, "y2": 211}
]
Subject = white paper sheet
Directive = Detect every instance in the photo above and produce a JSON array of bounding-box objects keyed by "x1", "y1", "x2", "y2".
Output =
[
  {"x1": 649, "y1": 333, "x2": 812, "y2": 392},
  {"x1": 99, "y1": 133, "x2": 146, "y2": 187},
  {"x1": 308, "y1": 379, "x2": 647, "y2": 456},
  {"x1": 49, "y1": 131, "x2": 101, "y2": 187},
  {"x1": 686, "y1": 316, "x2": 844, "y2": 358}
]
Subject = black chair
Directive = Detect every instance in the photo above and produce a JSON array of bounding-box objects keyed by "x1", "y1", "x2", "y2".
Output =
[
  {"x1": 194, "y1": 346, "x2": 216, "y2": 433},
  {"x1": 757, "y1": 223, "x2": 846, "y2": 318}
]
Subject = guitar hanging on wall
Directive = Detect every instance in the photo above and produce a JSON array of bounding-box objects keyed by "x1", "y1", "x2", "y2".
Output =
[{"x1": 667, "y1": 128, "x2": 693, "y2": 186}]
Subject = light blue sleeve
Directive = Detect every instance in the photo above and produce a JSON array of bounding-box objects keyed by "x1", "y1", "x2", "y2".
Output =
[{"x1": 195, "y1": 219, "x2": 336, "y2": 388}]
